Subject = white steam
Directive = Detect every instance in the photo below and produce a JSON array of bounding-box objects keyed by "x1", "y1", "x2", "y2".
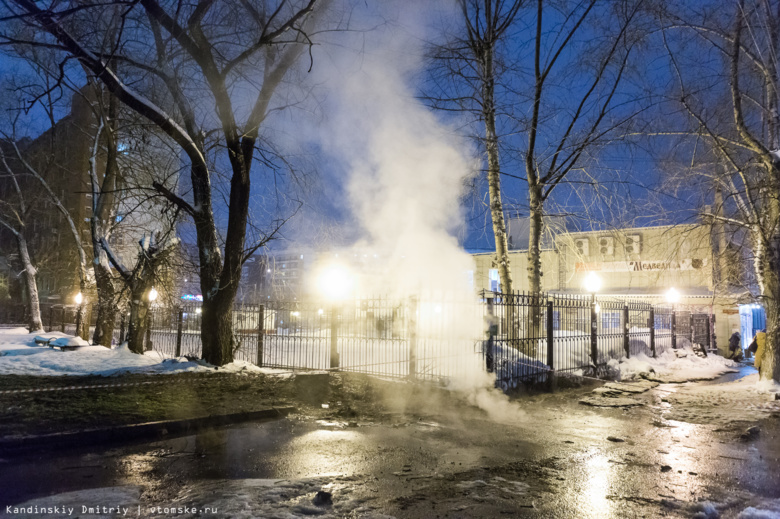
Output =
[{"x1": 303, "y1": 2, "x2": 520, "y2": 417}]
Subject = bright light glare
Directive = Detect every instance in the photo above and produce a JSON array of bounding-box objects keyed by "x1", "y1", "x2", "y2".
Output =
[
  {"x1": 291, "y1": 311, "x2": 300, "y2": 318},
  {"x1": 594, "y1": 302, "x2": 601, "y2": 314},
  {"x1": 196, "y1": 307, "x2": 202, "y2": 314},
  {"x1": 666, "y1": 288, "x2": 680, "y2": 304},
  {"x1": 318, "y1": 309, "x2": 324, "y2": 315},
  {"x1": 583, "y1": 272, "x2": 602, "y2": 293},
  {"x1": 316, "y1": 264, "x2": 353, "y2": 301},
  {"x1": 74, "y1": 292, "x2": 83, "y2": 305},
  {"x1": 148, "y1": 287, "x2": 158, "y2": 302}
]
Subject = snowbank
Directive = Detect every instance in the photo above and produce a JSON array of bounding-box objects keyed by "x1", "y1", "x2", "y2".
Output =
[
  {"x1": 0, "y1": 328, "x2": 282, "y2": 377},
  {"x1": 607, "y1": 345, "x2": 739, "y2": 383}
]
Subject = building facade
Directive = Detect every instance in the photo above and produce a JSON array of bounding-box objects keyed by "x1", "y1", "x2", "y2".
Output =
[{"x1": 471, "y1": 220, "x2": 751, "y2": 355}]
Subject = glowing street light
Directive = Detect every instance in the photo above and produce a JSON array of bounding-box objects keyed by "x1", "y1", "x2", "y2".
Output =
[
  {"x1": 148, "y1": 287, "x2": 159, "y2": 302},
  {"x1": 665, "y1": 287, "x2": 680, "y2": 305},
  {"x1": 316, "y1": 264, "x2": 354, "y2": 302},
  {"x1": 583, "y1": 272, "x2": 602, "y2": 294},
  {"x1": 74, "y1": 292, "x2": 84, "y2": 305}
]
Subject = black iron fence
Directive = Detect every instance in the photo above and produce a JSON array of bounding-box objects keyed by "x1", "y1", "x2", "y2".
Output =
[{"x1": 0, "y1": 291, "x2": 716, "y2": 388}]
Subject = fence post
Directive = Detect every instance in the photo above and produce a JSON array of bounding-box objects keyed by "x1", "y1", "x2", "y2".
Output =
[
  {"x1": 60, "y1": 307, "x2": 65, "y2": 333},
  {"x1": 649, "y1": 308, "x2": 656, "y2": 358},
  {"x1": 709, "y1": 313, "x2": 716, "y2": 353},
  {"x1": 485, "y1": 296, "x2": 495, "y2": 373},
  {"x1": 703, "y1": 314, "x2": 712, "y2": 357},
  {"x1": 623, "y1": 304, "x2": 630, "y2": 359},
  {"x1": 330, "y1": 306, "x2": 340, "y2": 370},
  {"x1": 590, "y1": 295, "x2": 598, "y2": 367},
  {"x1": 409, "y1": 296, "x2": 418, "y2": 379},
  {"x1": 671, "y1": 311, "x2": 677, "y2": 349},
  {"x1": 175, "y1": 308, "x2": 184, "y2": 358},
  {"x1": 547, "y1": 300, "x2": 556, "y2": 391},
  {"x1": 256, "y1": 305, "x2": 265, "y2": 367}
]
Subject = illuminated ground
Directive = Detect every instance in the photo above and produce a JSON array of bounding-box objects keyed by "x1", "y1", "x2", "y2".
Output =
[{"x1": 1, "y1": 367, "x2": 779, "y2": 518}]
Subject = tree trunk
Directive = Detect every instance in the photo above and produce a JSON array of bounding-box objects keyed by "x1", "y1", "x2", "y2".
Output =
[
  {"x1": 482, "y1": 46, "x2": 513, "y2": 295},
  {"x1": 527, "y1": 182, "x2": 544, "y2": 295},
  {"x1": 126, "y1": 281, "x2": 151, "y2": 354},
  {"x1": 90, "y1": 90, "x2": 119, "y2": 347},
  {"x1": 201, "y1": 293, "x2": 236, "y2": 365},
  {"x1": 92, "y1": 262, "x2": 116, "y2": 347},
  {"x1": 16, "y1": 234, "x2": 42, "y2": 332},
  {"x1": 713, "y1": 186, "x2": 730, "y2": 286}
]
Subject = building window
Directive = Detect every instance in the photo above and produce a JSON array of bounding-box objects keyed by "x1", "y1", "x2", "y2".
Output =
[
  {"x1": 489, "y1": 269, "x2": 500, "y2": 292},
  {"x1": 601, "y1": 312, "x2": 620, "y2": 330}
]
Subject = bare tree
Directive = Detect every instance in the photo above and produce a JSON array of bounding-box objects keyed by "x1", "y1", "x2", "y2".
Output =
[
  {"x1": 0, "y1": 143, "x2": 44, "y2": 332},
  {"x1": 2, "y1": 0, "x2": 329, "y2": 365},
  {"x1": 427, "y1": 0, "x2": 647, "y2": 299},
  {"x1": 102, "y1": 230, "x2": 178, "y2": 353},
  {"x1": 426, "y1": 0, "x2": 522, "y2": 295},
  {"x1": 657, "y1": 0, "x2": 780, "y2": 382}
]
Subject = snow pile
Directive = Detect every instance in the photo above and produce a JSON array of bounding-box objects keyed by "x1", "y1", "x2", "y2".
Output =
[
  {"x1": 658, "y1": 373, "x2": 779, "y2": 425},
  {"x1": 606, "y1": 345, "x2": 738, "y2": 383},
  {"x1": 0, "y1": 328, "x2": 273, "y2": 377}
]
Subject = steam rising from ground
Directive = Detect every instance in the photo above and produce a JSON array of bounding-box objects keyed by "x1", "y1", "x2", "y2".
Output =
[{"x1": 305, "y1": 2, "x2": 520, "y2": 418}]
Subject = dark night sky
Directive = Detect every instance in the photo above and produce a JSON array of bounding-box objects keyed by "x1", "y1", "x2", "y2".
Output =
[{"x1": 0, "y1": 0, "x2": 703, "y2": 255}]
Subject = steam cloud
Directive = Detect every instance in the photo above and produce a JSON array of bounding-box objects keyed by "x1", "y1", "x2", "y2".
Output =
[{"x1": 299, "y1": 1, "x2": 522, "y2": 417}]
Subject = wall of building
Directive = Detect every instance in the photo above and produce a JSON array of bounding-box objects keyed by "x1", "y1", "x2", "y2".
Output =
[
  {"x1": 471, "y1": 250, "x2": 560, "y2": 293},
  {"x1": 556, "y1": 224, "x2": 714, "y2": 294}
]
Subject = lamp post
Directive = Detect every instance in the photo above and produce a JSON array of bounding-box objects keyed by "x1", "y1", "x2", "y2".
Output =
[
  {"x1": 74, "y1": 292, "x2": 85, "y2": 339},
  {"x1": 583, "y1": 272, "x2": 602, "y2": 367},
  {"x1": 666, "y1": 288, "x2": 680, "y2": 349},
  {"x1": 316, "y1": 263, "x2": 354, "y2": 370}
]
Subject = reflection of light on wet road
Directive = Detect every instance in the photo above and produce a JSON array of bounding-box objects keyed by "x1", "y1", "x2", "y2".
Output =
[
  {"x1": 283, "y1": 430, "x2": 363, "y2": 477},
  {"x1": 582, "y1": 452, "x2": 612, "y2": 518},
  {"x1": 658, "y1": 420, "x2": 707, "y2": 498}
]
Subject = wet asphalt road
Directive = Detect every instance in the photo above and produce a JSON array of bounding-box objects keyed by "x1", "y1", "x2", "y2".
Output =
[{"x1": 1, "y1": 369, "x2": 779, "y2": 518}]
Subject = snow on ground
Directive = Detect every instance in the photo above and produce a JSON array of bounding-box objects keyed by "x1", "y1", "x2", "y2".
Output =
[
  {"x1": 607, "y1": 345, "x2": 739, "y2": 383},
  {"x1": 0, "y1": 328, "x2": 286, "y2": 377},
  {"x1": 659, "y1": 372, "x2": 780, "y2": 425},
  {"x1": 686, "y1": 498, "x2": 780, "y2": 519}
]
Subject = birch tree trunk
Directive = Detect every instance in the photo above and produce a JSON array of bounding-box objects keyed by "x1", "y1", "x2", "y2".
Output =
[
  {"x1": 483, "y1": 44, "x2": 513, "y2": 296},
  {"x1": 16, "y1": 233, "x2": 43, "y2": 332}
]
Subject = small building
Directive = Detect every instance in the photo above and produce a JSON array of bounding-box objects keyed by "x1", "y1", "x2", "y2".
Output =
[{"x1": 471, "y1": 220, "x2": 753, "y2": 355}]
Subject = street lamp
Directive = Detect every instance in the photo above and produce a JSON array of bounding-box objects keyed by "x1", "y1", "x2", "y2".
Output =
[
  {"x1": 74, "y1": 292, "x2": 85, "y2": 340},
  {"x1": 148, "y1": 287, "x2": 159, "y2": 302},
  {"x1": 583, "y1": 272, "x2": 602, "y2": 294},
  {"x1": 316, "y1": 263, "x2": 354, "y2": 370},
  {"x1": 316, "y1": 263, "x2": 354, "y2": 302},
  {"x1": 666, "y1": 288, "x2": 680, "y2": 349},
  {"x1": 583, "y1": 272, "x2": 601, "y2": 367}
]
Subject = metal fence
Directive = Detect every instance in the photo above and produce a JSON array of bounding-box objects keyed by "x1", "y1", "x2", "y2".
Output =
[{"x1": 0, "y1": 291, "x2": 716, "y2": 388}]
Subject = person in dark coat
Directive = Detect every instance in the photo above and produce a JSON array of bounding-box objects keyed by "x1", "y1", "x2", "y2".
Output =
[{"x1": 727, "y1": 332, "x2": 743, "y2": 361}]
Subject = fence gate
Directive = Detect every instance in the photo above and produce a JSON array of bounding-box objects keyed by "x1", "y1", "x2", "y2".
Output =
[{"x1": 691, "y1": 313, "x2": 712, "y2": 350}]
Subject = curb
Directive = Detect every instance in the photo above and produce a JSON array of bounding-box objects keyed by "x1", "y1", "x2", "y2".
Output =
[{"x1": 0, "y1": 406, "x2": 295, "y2": 456}]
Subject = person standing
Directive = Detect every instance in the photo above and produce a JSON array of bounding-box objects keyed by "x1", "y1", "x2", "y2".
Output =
[
  {"x1": 749, "y1": 330, "x2": 766, "y2": 376},
  {"x1": 727, "y1": 332, "x2": 743, "y2": 361}
]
